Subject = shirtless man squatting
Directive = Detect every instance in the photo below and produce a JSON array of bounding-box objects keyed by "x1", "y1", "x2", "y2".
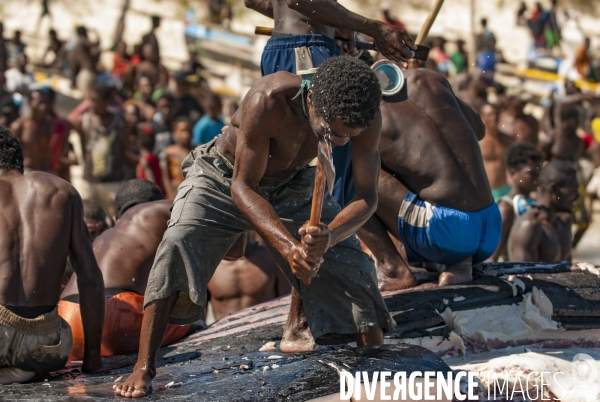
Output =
[
  {"x1": 114, "y1": 56, "x2": 395, "y2": 398},
  {"x1": 0, "y1": 126, "x2": 104, "y2": 384},
  {"x1": 60, "y1": 179, "x2": 193, "y2": 360},
  {"x1": 509, "y1": 160, "x2": 578, "y2": 263},
  {"x1": 355, "y1": 60, "x2": 502, "y2": 289}
]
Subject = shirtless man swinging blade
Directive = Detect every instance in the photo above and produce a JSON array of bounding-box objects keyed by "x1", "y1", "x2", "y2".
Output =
[{"x1": 115, "y1": 56, "x2": 394, "y2": 398}]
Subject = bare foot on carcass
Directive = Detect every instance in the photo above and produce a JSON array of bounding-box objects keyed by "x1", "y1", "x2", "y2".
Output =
[
  {"x1": 280, "y1": 288, "x2": 333, "y2": 353},
  {"x1": 438, "y1": 257, "x2": 473, "y2": 286},
  {"x1": 113, "y1": 364, "x2": 153, "y2": 398},
  {"x1": 280, "y1": 328, "x2": 332, "y2": 353},
  {"x1": 376, "y1": 260, "x2": 418, "y2": 291},
  {"x1": 280, "y1": 309, "x2": 333, "y2": 353}
]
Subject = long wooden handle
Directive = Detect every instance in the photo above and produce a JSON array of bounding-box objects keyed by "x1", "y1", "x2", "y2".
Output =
[
  {"x1": 302, "y1": 161, "x2": 327, "y2": 285},
  {"x1": 255, "y1": 26, "x2": 274, "y2": 36},
  {"x1": 254, "y1": 27, "x2": 376, "y2": 50},
  {"x1": 309, "y1": 161, "x2": 326, "y2": 226},
  {"x1": 415, "y1": 0, "x2": 445, "y2": 45}
]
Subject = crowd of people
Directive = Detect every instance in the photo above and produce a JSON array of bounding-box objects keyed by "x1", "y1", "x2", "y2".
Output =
[
  {"x1": 0, "y1": 0, "x2": 599, "y2": 399},
  {"x1": 0, "y1": 16, "x2": 231, "y2": 218}
]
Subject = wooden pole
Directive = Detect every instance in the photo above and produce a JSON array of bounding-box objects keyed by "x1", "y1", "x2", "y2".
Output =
[
  {"x1": 415, "y1": 0, "x2": 445, "y2": 45},
  {"x1": 469, "y1": 0, "x2": 477, "y2": 73},
  {"x1": 309, "y1": 162, "x2": 326, "y2": 228}
]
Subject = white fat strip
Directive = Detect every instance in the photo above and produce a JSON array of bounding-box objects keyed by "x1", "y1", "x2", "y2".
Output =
[{"x1": 445, "y1": 347, "x2": 600, "y2": 402}]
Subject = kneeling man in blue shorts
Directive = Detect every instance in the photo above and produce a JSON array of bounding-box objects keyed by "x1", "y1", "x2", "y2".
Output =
[{"x1": 357, "y1": 62, "x2": 501, "y2": 291}]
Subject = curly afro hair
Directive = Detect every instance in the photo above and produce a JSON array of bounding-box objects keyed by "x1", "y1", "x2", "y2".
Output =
[
  {"x1": 114, "y1": 179, "x2": 164, "y2": 217},
  {"x1": 0, "y1": 125, "x2": 24, "y2": 173},
  {"x1": 506, "y1": 142, "x2": 542, "y2": 172},
  {"x1": 310, "y1": 56, "x2": 381, "y2": 128},
  {"x1": 538, "y1": 160, "x2": 576, "y2": 190}
]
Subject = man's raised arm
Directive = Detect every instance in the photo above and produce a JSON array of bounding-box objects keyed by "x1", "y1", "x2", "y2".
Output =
[
  {"x1": 332, "y1": 113, "x2": 381, "y2": 243},
  {"x1": 68, "y1": 189, "x2": 104, "y2": 373},
  {"x1": 286, "y1": 0, "x2": 416, "y2": 62},
  {"x1": 300, "y1": 113, "x2": 382, "y2": 259},
  {"x1": 244, "y1": 0, "x2": 273, "y2": 18},
  {"x1": 230, "y1": 92, "x2": 321, "y2": 283}
]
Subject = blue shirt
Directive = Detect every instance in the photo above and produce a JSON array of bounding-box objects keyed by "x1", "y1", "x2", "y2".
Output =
[{"x1": 192, "y1": 115, "x2": 225, "y2": 146}]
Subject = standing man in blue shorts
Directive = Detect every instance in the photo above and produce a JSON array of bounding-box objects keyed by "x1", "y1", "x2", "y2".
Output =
[{"x1": 245, "y1": 0, "x2": 416, "y2": 206}]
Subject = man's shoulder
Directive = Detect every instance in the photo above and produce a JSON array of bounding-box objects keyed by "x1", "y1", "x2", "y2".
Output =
[
  {"x1": 404, "y1": 68, "x2": 442, "y2": 83},
  {"x1": 236, "y1": 74, "x2": 299, "y2": 120},
  {"x1": 514, "y1": 208, "x2": 543, "y2": 229},
  {"x1": 252, "y1": 71, "x2": 300, "y2": 99},
  {"x1": 405, "y1": 69, "x2": 452, "y2": 98},
  {"x1": 127, "y1": 200, "x2": 172, "y2": 225},
  {"x1": 25, "y1": 171, "x2": 77, "y2": 196}
]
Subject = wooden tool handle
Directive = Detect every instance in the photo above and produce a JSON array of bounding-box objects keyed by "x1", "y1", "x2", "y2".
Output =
[
  {"x1": 255, "y1": 26, "x2": 274, "y2": 36},
  {"x1": 415, "y1": 0, "x2": 445, "y2": 45},
  {"x1": 254, "y1": 26, "x2": 376, "y2": 50},
  {"x1": 303, "y1": 161, "x2": 327, "y2": 285},
  {"x1": 309, "y1": 162, "x2": 326, "y2": 226}
]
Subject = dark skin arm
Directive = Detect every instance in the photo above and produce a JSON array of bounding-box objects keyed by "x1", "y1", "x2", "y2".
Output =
[
  {"x1": 539, "y1": 135, "x2": 554, "y2": 162},
  {"x1": 285, "y1": 0, "x2": 416, "y2": 61},
  {"x1": 60, "y1": 141, "x2": 78, "y2": 167},
  {"x1": 245, "y1": 0, "x2": 357, "y2": 55},
  {"x1": 487, "y1": 201, "x2": 515, "y2": 262},
  {"x1": 230, "y1": 94, "x2": 322, "y2": 283},
  {"x1": 553, "y1": 96, "x2": 596, "y2": 136},
  {"x1": 231, "y1": 91, "x2": 381, "y2": 282},
  {"x1": 301, "y1": 113, "x2": 382, "y2": 257},
  {"x1": 68, "y1": 191, "x2": 104, "y2": 373},
  {"x1": 160, "y1": 152, "x2": 175, "y2": 200},
  {"x1": 244, "y1": 0, "x2": 274, "y2": 18},
  {"x1": 508, "y1": 217, "x2": 542, "y2": 262}
]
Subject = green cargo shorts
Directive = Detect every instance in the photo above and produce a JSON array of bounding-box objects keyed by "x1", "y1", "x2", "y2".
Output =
[{"x1": 144, "y1": 139, "x2": 394, "y2": 341}]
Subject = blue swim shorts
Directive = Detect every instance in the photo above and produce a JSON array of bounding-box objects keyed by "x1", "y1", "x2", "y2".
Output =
[
  {"x1": 261, "y1": 34, "x2": 354, "y2": 207},
  {"x1": 397, "y1": 191, "x2": 501, "y2": 265}
]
